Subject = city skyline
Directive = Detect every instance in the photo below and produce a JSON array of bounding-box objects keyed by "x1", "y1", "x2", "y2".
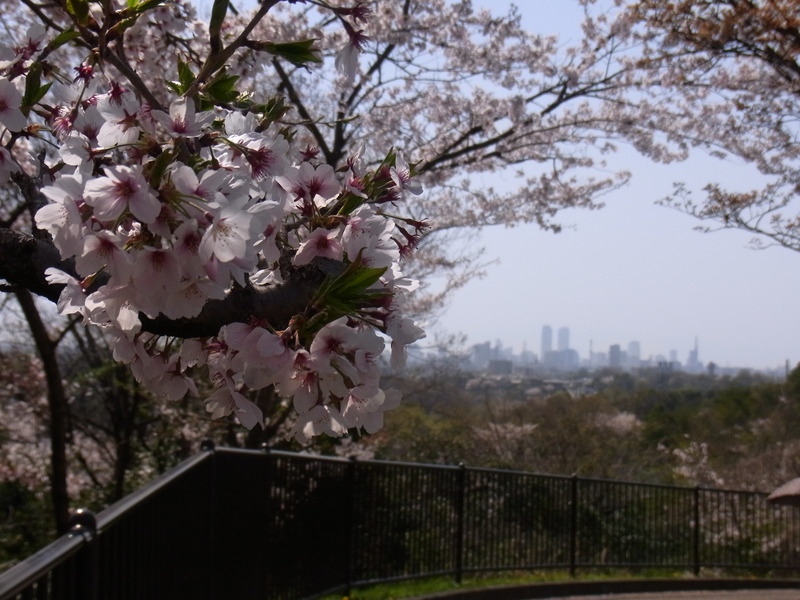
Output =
[
  {"x1": 427, "y1": 0, "x2": 799, "y2": 374},
  {"x1": 464, "y1": 325, "x2": 782, "y2": 376}
]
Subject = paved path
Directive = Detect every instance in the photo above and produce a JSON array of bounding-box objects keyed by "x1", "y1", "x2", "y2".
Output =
[{"x1": 557, "y1": 591, "x2": 800, "y2": 600}]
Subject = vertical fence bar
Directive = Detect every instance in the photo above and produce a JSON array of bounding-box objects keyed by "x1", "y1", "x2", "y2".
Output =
[
  {"x1": 455, "y1": 464, "x2": 466, "y2": 584},
  {"x1": 693, "y1": 486, "x2": 701, "y2": 575},
  {"x1": 68, "y1": 509, "x2": 97, "y2": 600},
  {"x1": 344, "y1": 457, "x2": 357, "y2": 599},
  {"x1": 261, "y1": 446, "x2": 271, "y2": 600},
  {"x1": 569, "y1": 474, "x2": 578, "y2": 577}
]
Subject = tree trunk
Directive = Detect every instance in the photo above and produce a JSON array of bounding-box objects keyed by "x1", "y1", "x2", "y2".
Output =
[{"x1": 15, "y1": 289, "x2": 71, "y2": 533}]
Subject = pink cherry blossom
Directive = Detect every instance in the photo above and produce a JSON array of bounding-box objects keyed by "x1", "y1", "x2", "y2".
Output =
[
  {"x1": 293, "y1": 228, "x2": 344, "y2": 266},
  {"x1": 83, "y1": 165, "x2": 161, "y2": 224},
  {"x1": 152, "y1": 97, "x2": 214, "y2": 138},
  {"x1": 1, "y1": 5, "x2": 430, "y2": 442},
  {"x1": 199, "y1": 201, "x2": 258, "y2": 265},
  {"x1": 0, "y1": 147, "x2": 20, "y2": 184},
  {"x1": 390, "y1": 152, "x2": 423, "y2": 195},
  {"x1": 0, "y1": 78, "x2": 26, "y2": 131},
  {"x1": 76, "y1": 230, "x2": 133, "y2": 282},
  {"x1": 205, "y1": 386, "x2": 263, "y2": 429},
  {"x1": 276, "y1": 162, "x2": 341, "y2": 206},
  {"x1": 44, "y1": 268, "x2": 87, "y2": 316},
  {"x1": 95, "y1": 92, "x2": 142, "y2": 147},
  {"x1": 291, "y1": 404, "x2": 347, "y2": 442},
  {"x1": 386, "y1": 314, "x2": 426, "y2": 369}
]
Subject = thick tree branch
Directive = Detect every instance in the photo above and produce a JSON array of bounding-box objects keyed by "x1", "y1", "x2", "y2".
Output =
[
  {"x1": 0, "y1": 228, "x2": 327, "y2": 338},
  {"x1": 139, "y1": 271, "x2": 325, "y2": 338},
  {"x1": 0, "y1": 229, "x2": 72, "y2": 301}
]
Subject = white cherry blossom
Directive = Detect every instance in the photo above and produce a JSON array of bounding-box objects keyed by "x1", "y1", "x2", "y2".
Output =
[
  {"x1": 205, "y1": 386, "x2": 264, "y2": 430},
  {"x1": 95, "y1": 92, "x2": 142, "y2": 147},
  {"x1": 3, "y1": 4, "x2": 428, "y2": 443},
  {"x1": 293, "y1": 228, "x2": 344, "y2": 266},
  {"x1": 83, "y1": 165, "x2": 161, "y2": 224},
  {"x1": 152, "y1": 97, "x2": 213, "y2": 138},
  {"x1": 0, "y1": 77, "x2": 26, "y2": 131}
]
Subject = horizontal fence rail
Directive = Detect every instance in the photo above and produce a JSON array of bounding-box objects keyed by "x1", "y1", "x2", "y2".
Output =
[{"x1": 2, "y1": 446, "x2": 799, "y2": 599}]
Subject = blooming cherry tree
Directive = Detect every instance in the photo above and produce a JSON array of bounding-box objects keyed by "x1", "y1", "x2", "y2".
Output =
[
  {"x1": 1, "y1": 0, "x2": 797, "y2": 476},
  {"x1": 0, "y1": 0, "x2": 427, "y2": 444},
  {"x1": 623, "y1": 0, "x2": 800, "y2": 252}
]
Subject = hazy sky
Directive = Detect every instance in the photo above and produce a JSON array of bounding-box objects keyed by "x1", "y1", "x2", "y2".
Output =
[{"x1": 426, "y1": 1, "x2": 800, "y2": 371}]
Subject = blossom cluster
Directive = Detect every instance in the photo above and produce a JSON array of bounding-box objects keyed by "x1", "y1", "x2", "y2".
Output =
[{"x1": 1, "y1": 22, "x2": 426, "y2": 442}]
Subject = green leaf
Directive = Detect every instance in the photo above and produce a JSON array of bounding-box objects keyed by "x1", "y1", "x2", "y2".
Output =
[
  {"x1": 204, "y1": 70, "x2": 240, "y2": 104},
  {"x1": 106, "y1": 15, "x2": 139, "y2": 38},
  {"x1": 165, "y1": 62, "x2": 196, "y2": 96},
  {"x1": 256, "y1": 96, "x2": 289, "y2": 127},
  {"x1": 147, "y1": 149, "x2": 174, "y2": 189},
  {"x1": 65, "y1": 0, "x2": 90, "y2": 26},
  {"x1": 330, "y1": 265, "x2": 387, "y2": 299},
  {"x1": 336, "y1": 193, "x2": 368, "y2": 217},
  {"x1": 132, "y1": 0, "x2": 166, "y2": 12},
  {"x1": 164, "y1": 81, "x2": 183, "y2": 96},
  {"x1": 258, "y1": 40, "x2": 321, "y2": 68},
  {"x1": 29, "y1": 82, "x2": 52, "y2": 107},
  {"x1": 310, "y1": 256, "x2": 389, "y2": 326},
  {"x1": 46, "y1": 29, "x2": 81, "y2": 53},
  {"x1": 177, "y1": 60, "x2": 195, "y2": 92},
  {"x1": 21, "y1": 64, "x2": 42, "y2": 110}
]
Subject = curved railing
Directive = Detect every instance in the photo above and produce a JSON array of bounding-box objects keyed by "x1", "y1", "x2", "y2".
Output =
[{"x1": 2, "y1": 445, "x2": 799, "y2": 600}]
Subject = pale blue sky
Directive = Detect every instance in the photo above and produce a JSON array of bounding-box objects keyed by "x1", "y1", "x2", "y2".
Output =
[{"x1": 428, "y1": 1, "x2": 800, "y2": 371}]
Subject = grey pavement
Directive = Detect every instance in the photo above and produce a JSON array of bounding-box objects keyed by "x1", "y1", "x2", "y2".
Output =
[{"x1": 556, "y1": 591, "x2": 800, "y2": 600}]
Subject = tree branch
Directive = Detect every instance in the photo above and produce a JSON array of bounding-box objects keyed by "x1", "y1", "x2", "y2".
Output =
[{"x1": 0, "y1": 227, "x2": 329, "y2": 338}]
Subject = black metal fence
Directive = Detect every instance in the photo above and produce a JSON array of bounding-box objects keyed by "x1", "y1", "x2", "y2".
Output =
[{"x1": 2, "y1": 445, "x2": 800, "y2": 600}]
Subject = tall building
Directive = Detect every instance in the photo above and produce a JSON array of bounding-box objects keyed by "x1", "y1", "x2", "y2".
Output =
[
  {"x1": 541, "y1": 325, "x2": 552, "y2": 359},
  {"x1": 557, "y1": 326, "x2": 570, "y2": 351},
  {"x1": 686, "y1": 338, "x2": 702, "y2": 373},
  {"x1": 628, "y1": 341, "x2": 641, "y2": 368},
  {"x1": 609, "y1": 344, "x2": 622, "y2": 369}
]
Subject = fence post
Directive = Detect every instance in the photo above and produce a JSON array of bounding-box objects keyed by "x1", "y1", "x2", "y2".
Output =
[
  {"x1": 455, "y1": 463, "x2": 466, "y2": 584},
  {"x1": 262, "y1": 444, "x2": 271, "y2": 600},
  {"x1": 201, "y1": 440, "x2": 217, "y2": 600},
  {"x1": 68, "y1": 508, "x2": 98, "y2": 600},
  {"x1": 569, "y1": 474, "x2": 578, "y2": 578},
  {"x1": 345, "y1": 457, "x2": 357, "y2": 598},
  {"x1": 693, "y1": 486, "x2": 701, "y2": 576}
]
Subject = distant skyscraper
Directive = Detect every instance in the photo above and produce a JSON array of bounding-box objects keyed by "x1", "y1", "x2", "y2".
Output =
[
  {"x1": 628, "y1": 341, "x2": 641, "y2": 368},
  {"x1": 541, "y1": 326, "x2": 552, "y2": 359},
  {"x1": 609, "y1": 344, "x2": 622, "y2": 369},
  {"x1": 557, "y1": 327, "x2": 570, "y2": 351},
  {"x1": 686, "y1": 338, "x2": 702, "y2": 373}
]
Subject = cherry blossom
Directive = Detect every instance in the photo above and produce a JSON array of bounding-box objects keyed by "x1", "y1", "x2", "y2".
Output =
[
  {"x1": 0, "y1": 77, "x2": 26, "y2": 131},
  {"x1": 83, "y1": 165, "x2": 161, "y2": 224},
  {"x1": 205, "y1": 387, "x2": 264, "y2": 430},
  {"x1": 0, "y1": 147, "x2": 20, "y2": 184},
  {"x1": 95, "y1": 91, "x2": 142, "y2": 148},
  {"x1": 151, "y1": 97, "x2": 213, "y2": 138},
  {"x1": 293, "y1": 228, "x2": 344, "y2": 266},
  {"x1": 0, "y1": 0, "x2": 433, "y2": 445}
]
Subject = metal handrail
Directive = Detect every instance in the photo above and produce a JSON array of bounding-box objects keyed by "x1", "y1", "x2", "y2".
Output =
[
  {"x1": 94, "y1": 448, "x2": 213, "y2": 531},
  {"x1": 0, "y1": 516, "x2": 89, "y2": 597},
  {"x1": 1, "y1": 445, "x2": 797, "y2": 600}
]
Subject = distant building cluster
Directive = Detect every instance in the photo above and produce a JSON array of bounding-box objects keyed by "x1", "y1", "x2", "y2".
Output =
[{"x1": 468, "y1": 326, "x2": 725, "y2": 376}]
